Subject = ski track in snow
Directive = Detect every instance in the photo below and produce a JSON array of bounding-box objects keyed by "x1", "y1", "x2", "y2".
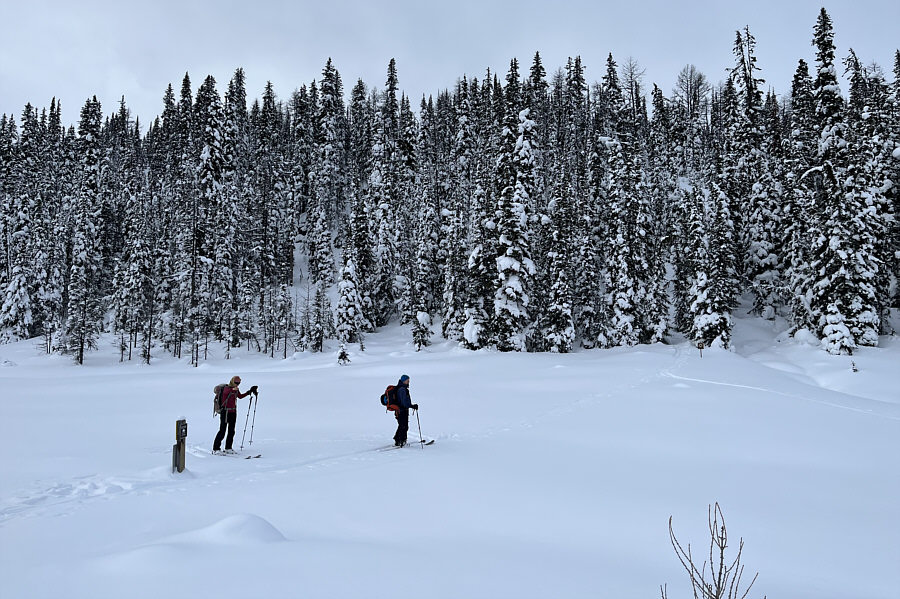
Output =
[
  {"x1": 0, "y1": 438, "x2": 431, "y2": 525},
  {"x1": 0, "y1": 360, "x2": 662, "y2": 525},
  {"x1": 0, "y1": 344, "x2": 730, "y2": 527},
  {"x1": 2, "y1": 341, "x2": 893, "y2": 528},
  {"x1": 1, "y1": 474, "x2": 150, "y2": 524},
  {"x1": 656, "y1": 338, "x2": 900, "y2": 420},
  {"x1": 660, "y1": 366, "x2": 900, "y2": 421}
]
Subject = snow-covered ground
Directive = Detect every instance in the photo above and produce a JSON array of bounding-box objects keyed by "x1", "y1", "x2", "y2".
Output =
[{"x1": 1, "y1": 312, "x2": 898, "y2": 599}]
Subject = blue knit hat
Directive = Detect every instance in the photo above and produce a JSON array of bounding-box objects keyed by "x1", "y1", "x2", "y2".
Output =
[{"x1": 400, "y1": 374, "x2": 410, "y2": 383}]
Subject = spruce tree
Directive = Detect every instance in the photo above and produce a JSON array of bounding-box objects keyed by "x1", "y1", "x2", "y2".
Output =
[
  {"x1": 493, "y1": 59, "x2": 536, "y2": 352},
  {"x1": 843, "y1": 51, "x2": 892, "y2": 342},
  {"x1": 687, "y1": 183, "x2": 737, "y2": 348},
  {"x1": 307, "y1": 197, "x2": 335, "y2": 286},
  {"x1": 347, "y1": 190, "x2": 376, "y2": 331},
  {"x1": 706, "y1": 184, "x2": 740, "y2": 347},
  {"x1": 308, "y1": 282, "x2": 335, "y2": 353},
  {"x1": 335, "y1": 254, "x2": 366, "y2": 348},
  {"x1": 0, "y1": 105, "x2": 36, "y2": 341},
  {"x1": 0, "y1": 187, "x2": 33, "y2": 341},
  {"x1": 441, "y1": 202, "x2": 468, "y2": 342},
  {"x1": 195, "y1": 76, "x2": 233, "y2": 345},
  {"x1": 32, "y1": 98, "x2": 69, "y2": 349},
  {"x1": 890, "y1": 51, "x2": 900, "y2": 310},
  {"x1": 731, "y1": 27, "x2": 782, "y2": 318},
  {"x1": 541, "y1": 169, "x2": 576, "y2": 352},
  {"x1": 805, "y1": 8, "x2": 876, "y2": 352},
  {"x1": 784, "y1": 59, "x2": 818, "y2": 332},
  {"x1": 409, "y1": 233, "x2": 434, "y2": 353},
  {"x1": 460, "y1": 183, "x2": 493, "y2": 349},
  {"x1": 672, "y1": 182, "x2": 701, "y2": 335},
  {"x1": 110, "y1": 185, "x2": 153, "y2": 361},
  {"x1": 315, "y1": 58, "x2": 346, "y2": 221},
  {"x1": 442, "y1": 78, "x2": 475, "y2": 343},
  {"x1": 65, "y1": 97, "x2": 105, "y2": 364},
  {"x1": 369, "y1": 138, "x2": 399, "y2": 327},
  {"x1": 604, "y1": 141, "x2": 641, "y2": 347},
  {"x1": 348, "y1": 79, "x2": 374, "y2": 190}
]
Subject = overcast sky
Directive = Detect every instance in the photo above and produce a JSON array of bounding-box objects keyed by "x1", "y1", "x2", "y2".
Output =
[{"x1": 1, "y1": 0, "x2": 897, "y2": 129}]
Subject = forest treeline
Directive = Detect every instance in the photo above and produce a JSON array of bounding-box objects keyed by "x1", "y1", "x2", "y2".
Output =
[{"x1": 0, "y1": 8, "x2": 897, "y2": 364}]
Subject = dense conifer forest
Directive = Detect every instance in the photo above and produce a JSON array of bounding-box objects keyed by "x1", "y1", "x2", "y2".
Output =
[{"x1": 1, "y1": 8, "x2": 897, "y2": 364}]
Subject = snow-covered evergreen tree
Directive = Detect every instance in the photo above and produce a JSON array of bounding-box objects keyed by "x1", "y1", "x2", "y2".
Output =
[
  {"x1": 705, "y1": 184, "x2": 740, "y2": 347},
  {"x1": 890, "y1": 51, "x2": 900, "y2": 311},
  {"x1": 64, "y1": 97, "x2": 105, "y2": 364},
  {"x1": 439, "y1": 79, "x2": 475, "y2": 343},
  {"x1": 783, "y1": 59, "x2": 818, "y2": 332},
  {"x1": 843, "y1": 51, "x2": 892, "y2": 342},
  {"x1": 314, "y1": 58, "x2": 346, "y2": 222},
  {"x1": 686, "y1": 182, "x2": 736, "y2": 348},
  {"x1": 307, "y1": 197, "x2": 335, "y2": 286},
  {"x1": 32, "y1": 99, "x2": 69, "y2": 350},
  {"x1": 335, "y1": 254, "x2": 366, "y2": 348},
  {"x1": 603, "y1": 138, "x2": 652, "y2": 347},
  {"x1": 367, "y1": 63, "x2": 404, "y2": 327},
  {"x1": 337, "y1": 342, "x2": 351, "y2": 365},
  {"x1": 346, "y1": 190, "x2": 376, "y2": 331},
  {"x1": 462, "y1": 184, "x2": 495, "y2": 350},
  {"x1": 804, "y1": 8, "x2": 881, "y2": 352},
  {"x1": 0, "y1": 187, "x2": 33, "y2": 342},
  {"x1": 409, "y1": 239, "x2": 434, "y2": 353},
  {"x1": 441, "y1": 203, "x2": 468, "y2": 342},
  {"x1": 307, "y1": 282, "x2": 335, "y2": 353},
  {"x1": 730, "y1": 28, "x2": 782, "y2": 319},
  {"x1": 493, "y1": 60, "x2": 536, "y2": 352},
  {"x1": 672, "y1": 181, "x2": 700, "y2": 335},
  {"x1": 195, "y1": 76, "x2": 234, "y2": 348},
  {"x1": 540, "y1": 173, "x2": 575, "y2": 352},
  {"x1": 348, "y1": 79, "x2": 374, "y2": 191}
]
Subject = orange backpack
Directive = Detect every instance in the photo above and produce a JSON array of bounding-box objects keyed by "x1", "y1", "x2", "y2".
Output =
[{"x1": 380, "y1": 385, "x2": 400, "y2": 412}]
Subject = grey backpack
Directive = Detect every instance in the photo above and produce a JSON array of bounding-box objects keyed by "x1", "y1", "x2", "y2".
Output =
[{"x1": 213, "y1": 383, "x2": 227, "y2": 416}]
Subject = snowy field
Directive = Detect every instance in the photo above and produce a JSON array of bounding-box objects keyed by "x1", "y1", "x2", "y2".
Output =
[{"x1": 1, "y1": 312, "x2": 898, "y2": 599}]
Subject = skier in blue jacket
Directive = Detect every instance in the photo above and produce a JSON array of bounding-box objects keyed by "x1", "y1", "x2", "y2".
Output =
[{"x1": 393, "y1": 374, "x2": 418, "y2": 446}]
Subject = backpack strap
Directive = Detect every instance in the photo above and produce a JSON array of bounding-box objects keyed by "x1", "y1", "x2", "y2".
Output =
[{"x1": 220, "y1": 385, "x2": 234, "y2": 412}]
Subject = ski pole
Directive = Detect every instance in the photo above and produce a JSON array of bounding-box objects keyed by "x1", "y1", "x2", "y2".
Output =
[
  {"x1": 415, "y1": 408, "x2": 424, "y2": 449},
  {"x1": 249, "y1": 390, "x2": 259, "y2": 446},
  {"x1": 240, "y1": 396, "x2": 252, "y2": 450}
]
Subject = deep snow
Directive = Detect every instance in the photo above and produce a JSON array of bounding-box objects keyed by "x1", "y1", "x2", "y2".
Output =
[{"x1": 0, "y1": 312, "x2": 898, "y2": 599}]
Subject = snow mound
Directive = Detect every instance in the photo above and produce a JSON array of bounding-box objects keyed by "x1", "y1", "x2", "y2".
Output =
[
  {"x1": 792, "y1": 328, "x2": 819, "y2": 345},
  {"x1": 94, "y1": 515, "x2": 287, "y2": 585},
  {"x1": 165, "y1": 513, "x2": 287, "y2": 545}
]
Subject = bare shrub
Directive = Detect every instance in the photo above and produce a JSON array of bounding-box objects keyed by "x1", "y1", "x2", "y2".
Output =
[{"x1": 661, "y1": 503, "x2": 764, "y2": 599}]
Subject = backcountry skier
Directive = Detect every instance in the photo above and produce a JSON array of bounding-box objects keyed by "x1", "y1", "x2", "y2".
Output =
[
  {"x1": 213, "y1": 376, "x2": 257, "y2": 454},
  {"x1": 391, "y1": 374, "x2": 418, "y2": 447}
]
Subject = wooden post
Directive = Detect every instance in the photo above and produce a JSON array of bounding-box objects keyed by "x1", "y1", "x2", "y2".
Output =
[
  {"x1": 173, "y1": 419, "x2": 187, "y2": 473},
  {"x1": 698, "y1": 341, "x2": 704, "y2": 358}
]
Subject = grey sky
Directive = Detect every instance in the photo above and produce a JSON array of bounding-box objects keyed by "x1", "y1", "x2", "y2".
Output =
[{"x1": 1, "y1": 0, "x2": 897, "y2": 129}]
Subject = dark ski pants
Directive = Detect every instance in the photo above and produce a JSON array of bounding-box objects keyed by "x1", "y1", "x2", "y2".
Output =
[
  {"x1": 393, "y1": 408, "x2": 409, "y2": 445},
  {"x1": 213, "y1": 410, "x2": 237, "y2": 450}
]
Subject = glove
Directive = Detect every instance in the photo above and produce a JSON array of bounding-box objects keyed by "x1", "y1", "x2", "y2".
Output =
[
  {"x1": 250, "y1": 385, "x2": 258, "y2": 395},
  {"x1": 411, "y1": 404, "x2": 419, "y2": 410}
]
